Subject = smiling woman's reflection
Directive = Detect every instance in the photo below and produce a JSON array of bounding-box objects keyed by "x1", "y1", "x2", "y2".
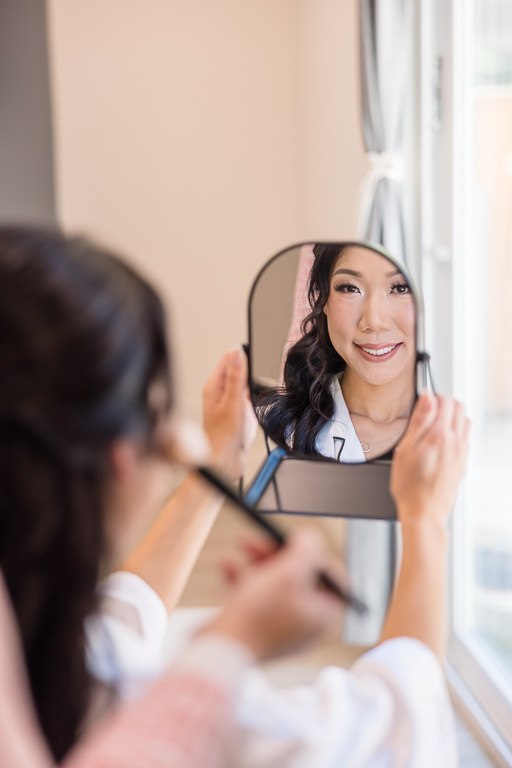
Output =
[{"x1": 258, "y1": 244, "x2": 416, "y2": 461}]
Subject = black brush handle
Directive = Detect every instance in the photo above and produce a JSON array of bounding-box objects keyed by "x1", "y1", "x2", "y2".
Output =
[{"x1": 197, "y1": 467, "x2": 368, "y2": 615}]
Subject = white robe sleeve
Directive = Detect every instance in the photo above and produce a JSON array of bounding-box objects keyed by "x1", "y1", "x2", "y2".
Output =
[
  {"x1": 85, "y1": 571, "x2": 169, "y2": 699},
  {"x1": 228, "y1": 638, "x2": 458, "y2": 768}
]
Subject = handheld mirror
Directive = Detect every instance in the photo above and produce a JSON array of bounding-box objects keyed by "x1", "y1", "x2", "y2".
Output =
[{"x1": 245, "y1": 242, "x2": 430, "y2": 520}]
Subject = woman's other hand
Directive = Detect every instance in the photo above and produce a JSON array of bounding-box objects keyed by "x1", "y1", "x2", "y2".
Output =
[
  {"x1": 203, "y1": 347, "x2": 258, "y2": 481},
  {"x1": 206, "y1": 529, "x2": 343, "y2": 660},
  {"x1": 382, "y1": 393, "x2": 470, "y2": 656},
  {"x1": 390, "y1": 392, "x2": 470, "y2": 527}
]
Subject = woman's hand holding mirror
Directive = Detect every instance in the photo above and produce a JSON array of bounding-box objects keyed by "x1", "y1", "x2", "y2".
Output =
[
  {"x1": 203, "y1": 346, "x2": 257, "y2": 481},
  {"x1": 391, "y1": 392, "x2": 471, "y2": 527}
]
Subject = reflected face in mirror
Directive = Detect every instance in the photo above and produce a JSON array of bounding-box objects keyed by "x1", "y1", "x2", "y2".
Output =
[
  {"x1": 323, "y1": 246, "x2": 415, "y2": 389},
  {"x1": 251, "y1": 242, "x2": 418, "y2": 463}
]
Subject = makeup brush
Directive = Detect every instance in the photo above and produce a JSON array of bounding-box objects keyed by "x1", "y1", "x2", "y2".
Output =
[{"x1": 197, "y1": 466, "x2": 368, "y2": 615}]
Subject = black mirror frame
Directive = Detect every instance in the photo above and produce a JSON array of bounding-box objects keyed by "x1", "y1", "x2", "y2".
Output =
[
  {"x1": 246, "y1": 240, "x2": 431, "y2": 454},
  {"x1": 242, "y1": 241, "x2": 432, "y2": 520}
]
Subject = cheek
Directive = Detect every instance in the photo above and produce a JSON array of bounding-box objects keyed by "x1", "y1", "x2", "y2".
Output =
[
  {"x1": 325, "y1": 300, "x2": 358, "y2": 342},
  {"x1": 145, "y1": 461, "x2": 175, "y2": 508},
  {"x1": 405, "y1": 307, "x2": 416, "y2": 343},
  {"x1": 132, "y1": 459, "x2": 175, "y2": 527},
  {"x1": 400, "y1": 303, "x2": 416, "y2": 342}
]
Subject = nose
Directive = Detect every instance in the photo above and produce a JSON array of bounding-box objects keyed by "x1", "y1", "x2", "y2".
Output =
[{"x1": 358, "y1": 292, "x2": 393, "y2": 332}]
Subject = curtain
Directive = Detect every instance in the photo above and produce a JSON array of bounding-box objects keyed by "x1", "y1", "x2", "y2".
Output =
[
  {"x1": 357, "y1": 0, "x2": 409, "y2": 258},
  {"x1": 343, "y1": 0, "x2": 410, "y2": 646}
]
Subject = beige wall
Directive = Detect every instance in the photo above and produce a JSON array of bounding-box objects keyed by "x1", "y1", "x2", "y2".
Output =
[
  {"x1": 47, "y1": 0, "x2": 366, "y2": 421},
  {"x1": 297, "y1": 0, "x2": 365, "y2": 236}
]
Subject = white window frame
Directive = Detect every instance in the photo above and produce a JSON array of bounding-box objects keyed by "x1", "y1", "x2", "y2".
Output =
[{"x1": 414, "y1": 0, "x2": 512, "y2": 764}]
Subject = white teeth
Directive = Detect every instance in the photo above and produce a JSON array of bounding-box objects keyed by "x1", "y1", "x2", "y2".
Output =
[{"x1": 361, "y1": 345, "x2": 398, "y2": 356}]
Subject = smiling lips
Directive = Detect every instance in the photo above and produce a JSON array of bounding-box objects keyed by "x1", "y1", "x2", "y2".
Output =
[{"x1": 354, "y1": 342, "x2": 403, "y2": 362}]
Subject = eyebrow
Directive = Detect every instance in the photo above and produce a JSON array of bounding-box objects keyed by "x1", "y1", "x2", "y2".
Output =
[
  {"x1": 332, "y1": 268, "x2": 362, "y2": 277},
  {"x1": 332, "y1": 267, "x2": 403, "y2": 278}
]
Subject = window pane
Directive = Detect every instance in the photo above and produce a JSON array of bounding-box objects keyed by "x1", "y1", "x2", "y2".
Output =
[{"x1": 456, "y1": 0, "x2": 512, "y2": 682}]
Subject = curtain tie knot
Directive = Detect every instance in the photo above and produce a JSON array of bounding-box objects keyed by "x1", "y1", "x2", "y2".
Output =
[{"x1": 367, "y1": 151, "x2": 403, "y2": 183}]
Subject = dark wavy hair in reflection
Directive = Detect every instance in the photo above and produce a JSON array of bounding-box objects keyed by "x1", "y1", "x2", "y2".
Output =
[
  {"x1": 0, "y1": 227, "x2": 172, "y2": 761},
  {"x1": 257, "y1": 244, "x2": 348, "y2": 456}
]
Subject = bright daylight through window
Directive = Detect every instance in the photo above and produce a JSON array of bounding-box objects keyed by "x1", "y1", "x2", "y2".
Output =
[{"x1": 449, "y1": 0, "x2": 512, "y2": 721}]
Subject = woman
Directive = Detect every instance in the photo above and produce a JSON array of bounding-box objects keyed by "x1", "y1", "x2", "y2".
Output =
[
  {"x1": 0, "y1": 387, "x2": 470, "y2": 768},
  {"x1": 79, "y1": 393, "x2": 471, "y2": 767},
  {"x1": 0, "y1": 225, "x2": 470, "y2": 767},
  {"x1": 0, "y1": 226, "x2": 340, "y2": 761},
  {"x1": 259, "y1": 243, "x2": 416, "y2": 461},
  {"x1": 0, "y1": 530, "x2": 341, "y2": 768}
]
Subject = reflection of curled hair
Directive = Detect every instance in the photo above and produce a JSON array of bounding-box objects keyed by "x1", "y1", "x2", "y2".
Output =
[{"x1": 257, "y1": 244, "x2": 346, "y2": 456}]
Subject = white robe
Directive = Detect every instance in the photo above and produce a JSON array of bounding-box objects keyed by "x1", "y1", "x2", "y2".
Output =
[
  {"x1": 315, "y1": 377, "x2": 366, "y2": 462},
  {"x1": 86, "y1": 572, "x2": 458, "y2": 768}
]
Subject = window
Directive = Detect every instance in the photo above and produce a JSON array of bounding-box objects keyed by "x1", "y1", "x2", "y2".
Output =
[{"x1": 420, "y1": 0, "x2": 512, "y2": 760}]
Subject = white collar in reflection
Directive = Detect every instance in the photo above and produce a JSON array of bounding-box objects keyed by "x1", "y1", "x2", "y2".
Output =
[{"x1": 315, "y1": 377, "x2": 365, "y2": 463}]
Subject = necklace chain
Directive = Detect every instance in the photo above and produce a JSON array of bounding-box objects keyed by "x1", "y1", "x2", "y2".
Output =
[{"x1": 359, "y1": 426, "x2": 406, "y2": 454}]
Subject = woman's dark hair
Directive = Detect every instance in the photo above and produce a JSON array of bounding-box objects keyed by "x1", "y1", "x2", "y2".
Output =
[
  {"x1": 0, "y1": 226, "x2": 172, "y2": 760},
  {"x1": 257, "y1": 244, "x2": 347, "y2": 456}
]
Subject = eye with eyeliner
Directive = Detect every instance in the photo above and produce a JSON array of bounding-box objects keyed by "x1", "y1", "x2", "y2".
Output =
[
  {"x1": 333, "y1": 282, "x2": 361, "y2": 294},
  {"x1": 390, "y1": 281, "x2": 410, "y2": 295},
  {"x1": 332, "y1": 280, "x2": 410, "y2": 296}
]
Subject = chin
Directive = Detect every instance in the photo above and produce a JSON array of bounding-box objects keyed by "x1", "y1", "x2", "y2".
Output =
[
  {"x1": 363, "y1": 375, "x2": 397, "y2": 387},
  {"x1": 358, "y1": 367, "x2": 409, "y2": 388}
]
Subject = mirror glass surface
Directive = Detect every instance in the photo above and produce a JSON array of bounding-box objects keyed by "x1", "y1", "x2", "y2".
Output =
[{"x1": 249, "y1": 242, "x2": 417, "y2": 462}]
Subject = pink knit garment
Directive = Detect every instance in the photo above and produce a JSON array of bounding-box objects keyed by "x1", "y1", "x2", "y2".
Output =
[{"x1": 65, "y1": 672, "x2": 232, "y2": 768}]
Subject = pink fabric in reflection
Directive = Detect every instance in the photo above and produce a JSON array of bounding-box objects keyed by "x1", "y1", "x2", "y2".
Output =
[{"x1": 280, "y1": 244, "x2": 315, "y2": 382}]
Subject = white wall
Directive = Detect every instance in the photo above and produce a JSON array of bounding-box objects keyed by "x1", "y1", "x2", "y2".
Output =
[{"x1": 47, "y1": 0, "x2": 366, "y2": 420}]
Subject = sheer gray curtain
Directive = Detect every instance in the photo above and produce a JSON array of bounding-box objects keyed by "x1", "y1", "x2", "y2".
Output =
[
  {"x1": 343, "y1": 0, "x2": 410, "y2": 645},
  {"x1": 358, "y1": 0, "x2": 409, "y2": 257}
]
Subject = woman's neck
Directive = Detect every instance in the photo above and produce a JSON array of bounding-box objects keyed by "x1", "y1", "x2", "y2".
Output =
[{"x1": 341, "y1": 368, "x2": 414, "y2": 424}]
